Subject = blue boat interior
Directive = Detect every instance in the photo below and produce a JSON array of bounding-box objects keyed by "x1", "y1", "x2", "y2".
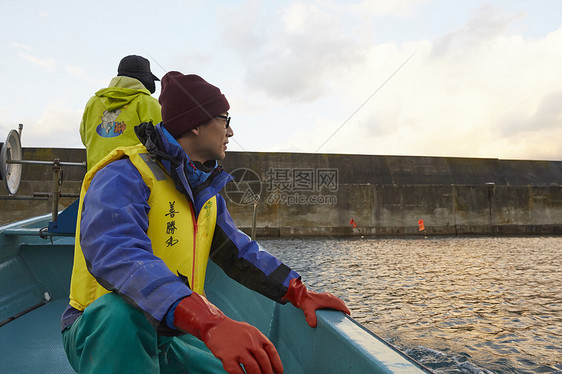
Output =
[
  {"x1": 0, "y1": 216, "x2": 75, "y2": 373},
  {"x1": 1, "y1": 213, "x2": 430, "y2": 373}
]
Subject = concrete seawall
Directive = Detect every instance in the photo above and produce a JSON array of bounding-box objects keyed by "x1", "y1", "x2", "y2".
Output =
[
  {"x1": 220, "y1": 152, "x2": 561, "y2": 236},
  {"x1": 1, "y1": 148, "x2": 561, "y2": 236}
]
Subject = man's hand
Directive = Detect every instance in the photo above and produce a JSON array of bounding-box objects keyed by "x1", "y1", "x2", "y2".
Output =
[
  {"x1": 204, "y1": 318, "x2": 282, "y2": 374},
  {"x1": 174, "y1": 293, "x2": 283, "y2": 374},
  {"x1": 282, "y1": 278, "x2": 351, "y2": 328}
]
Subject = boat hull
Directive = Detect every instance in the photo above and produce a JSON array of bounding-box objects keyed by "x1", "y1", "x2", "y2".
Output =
[{"x1": 0, "y1": 214, "x2": 430, "y2": 373}]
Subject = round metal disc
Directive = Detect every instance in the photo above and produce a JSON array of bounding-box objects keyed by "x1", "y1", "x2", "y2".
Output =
[{"x1": 0, "y1": 129, "x2": 23, "y2": 195}]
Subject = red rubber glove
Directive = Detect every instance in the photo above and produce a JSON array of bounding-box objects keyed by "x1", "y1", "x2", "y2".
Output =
[
  {"x1": 174, "y1": 293, "x2": 283, "y2": 374},
  {"x1": 282, "y1": 278, "x2": 351, "y2": 328}
]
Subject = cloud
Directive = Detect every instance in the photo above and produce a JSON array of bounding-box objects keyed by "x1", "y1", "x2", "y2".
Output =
[
  {"x1": 502, "y1": 91, "x2": 562, "y2": 135},
  {"x1": 216, "y1": 2, "x2": 561, "y2": 160},
  {"x1": 218, "y1": 0, "x2": 269, "y2": 55},
  {"x1": 18, "y1": 102, "x2": 83, "y2": 148},
  {"x1": 10, "y1": 42, "x2": 32, "y2": 51},
  {"x1": 222, "y1": 1, "x2": 366, "y2": 102},
  {"x1": 431, "y1": 5, "x2": 524, "y2": 58},
  {"x1": 64, "y1": 65, "x2": 87, "y2": 78},
  {"x1": 10, "y1": 42, "x2": 56, "y2": 70},
  {"x1": 63, "y1": 64, "x2": 108, "y2": 88},
  {"x1": 0, "y1": 106, "x2": 18, "y2": 140},
  {"x1": 348, "y1": 0, "x2": 430, "y2": 18},
  {"x1": 17, "y1": 52, "x2": 56, "y2": 70},
  {"x1": 277, "y1": 11, "x2": 562, "y2": 160}
]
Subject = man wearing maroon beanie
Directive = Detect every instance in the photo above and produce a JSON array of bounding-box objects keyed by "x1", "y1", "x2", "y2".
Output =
[
  {"x1": 62, "y1": 71, "x2": 350, "y2": 374},
  {"x1": 159, "y1": 72, "x2": 229, "y2": 138}
]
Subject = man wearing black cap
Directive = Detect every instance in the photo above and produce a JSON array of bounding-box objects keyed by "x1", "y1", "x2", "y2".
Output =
[
  {"x1": 62, "y1": 71, "x2": 350, "y2": 373},
  {"x1": 79, "y1": 55, "x2": 162, "y2": 170}
]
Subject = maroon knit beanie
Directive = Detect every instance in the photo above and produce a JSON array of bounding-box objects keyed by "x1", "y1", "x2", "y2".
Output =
[{"x1": 159, "y1": 71, "x2": 230, "y2": 138}]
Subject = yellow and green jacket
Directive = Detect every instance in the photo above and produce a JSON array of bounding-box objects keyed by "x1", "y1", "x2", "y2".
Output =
[
  {"x1": 62, "y1": 123, "x2": 299, "y2": 335},
  {"x1": 80, "y1": 76, "x2": 162, "y2": 170}
]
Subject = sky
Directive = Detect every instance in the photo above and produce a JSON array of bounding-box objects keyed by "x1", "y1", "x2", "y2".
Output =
[{"x1": 1, "y1": 0, "x2": 561, "y2": 161}]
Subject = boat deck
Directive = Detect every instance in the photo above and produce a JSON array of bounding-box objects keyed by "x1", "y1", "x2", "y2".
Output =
[
  {"x1": 1, "y1": 299, "x2": 74, "y2": 373},
  {"x1": 0, "y1": 215, "x2": 76, "y2": 373}
]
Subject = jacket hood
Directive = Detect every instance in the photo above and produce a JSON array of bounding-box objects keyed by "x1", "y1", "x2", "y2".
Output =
[
  {"x1": 95, "y1": 76, "x2": 152, "y2": 111},
  {"x1": 134, "y1": 122, "x2": 233, "y2": 210}
]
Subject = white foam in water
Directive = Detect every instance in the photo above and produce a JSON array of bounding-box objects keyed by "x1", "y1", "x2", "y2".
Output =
[
  {"x1": 404, "y1": 346, "x2": 494, "y2": 374},
  {"x1": 455, "y1": 357, "x2": 495, "y2": 374}
]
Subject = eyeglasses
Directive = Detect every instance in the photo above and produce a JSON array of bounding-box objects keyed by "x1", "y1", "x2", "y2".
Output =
[{"x1": 216, "y1": 115, "x2": 231, "y2": 128}]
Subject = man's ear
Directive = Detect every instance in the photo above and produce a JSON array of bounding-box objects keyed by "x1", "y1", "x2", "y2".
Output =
[{"x1": 190, "y1": 126, "x2": 200, "y2": 136}]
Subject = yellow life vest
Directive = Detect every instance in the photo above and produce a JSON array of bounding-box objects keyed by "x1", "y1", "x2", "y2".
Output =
[{"x1": 68, "y1": 144, "x2": 217, "y2": 312}]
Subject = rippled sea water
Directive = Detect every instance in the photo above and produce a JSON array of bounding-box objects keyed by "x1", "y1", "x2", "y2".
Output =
[{"x1": 260, "y1": 236, "x2": 562, "y2": 374}]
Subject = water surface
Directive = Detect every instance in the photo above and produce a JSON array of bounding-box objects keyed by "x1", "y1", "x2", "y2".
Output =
[{"x1": 261, "y1": 236, "x2": 562, "y2": 373}]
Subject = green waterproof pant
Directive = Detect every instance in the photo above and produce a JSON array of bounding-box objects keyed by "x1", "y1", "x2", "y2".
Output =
[{"x1": 62, "y1": 293, "x2": 227, "y2": 374}]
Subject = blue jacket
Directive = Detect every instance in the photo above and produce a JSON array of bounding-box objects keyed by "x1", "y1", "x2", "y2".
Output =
[{"x1": 61, "y1": 123, "x2": 300, "y2": 334}]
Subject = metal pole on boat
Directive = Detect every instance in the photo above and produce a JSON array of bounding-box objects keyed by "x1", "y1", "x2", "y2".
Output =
[
  {"x1": 51, "y1": 159, "x2": 61, "y2": 222},
  {"x1": 251, "y1": 194, "x2": 260, "y2": 240},
  {"x1": 6, "y1": 159, "x2": 86, "y2": 167}
]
